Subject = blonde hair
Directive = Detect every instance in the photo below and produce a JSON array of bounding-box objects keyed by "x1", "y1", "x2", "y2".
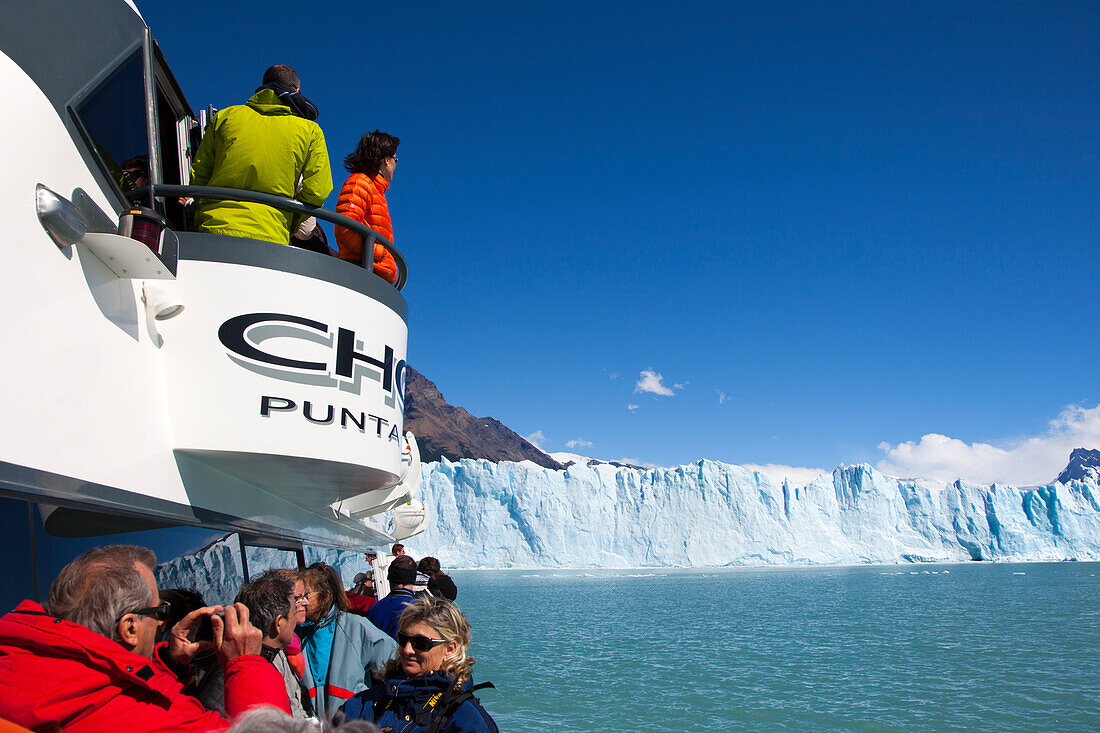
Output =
[{"x1": 377, "y1": 596, "x2": 477, "y2": 685}]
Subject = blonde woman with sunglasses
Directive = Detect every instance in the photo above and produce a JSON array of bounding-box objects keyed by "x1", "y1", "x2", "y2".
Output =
[{"x1": 339, "y1": 596, "x2": 498, "y2": 733}]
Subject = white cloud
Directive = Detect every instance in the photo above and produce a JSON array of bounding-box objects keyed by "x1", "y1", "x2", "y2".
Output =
[
  {"x1": 717, "y1": 391, "x2": 731, "y2": 405},
  {"x1": 525, "y1": 430, "x2": 548, "y2": 449},
  {"x1": 673, "y1": 382, "x2": 688, "y2": 390},
  {"x1": 627, "y1": 403, "x2": 640, "y2": 411},
  {"x1": 634, "y1": 369, "x2": 677, "y2": 397},
  {"x1": 876, "y1": 403, "x2": 1100, "y2": 486},
  {"x1": 566, "y1": 438, "x2": 593, "y2": 448},
  {"x1": 609, "y1": 372, "x2": 619, "y2": 381},
  {"x1": 742, "y1": 463, "x2": 829, "y2": 486}
]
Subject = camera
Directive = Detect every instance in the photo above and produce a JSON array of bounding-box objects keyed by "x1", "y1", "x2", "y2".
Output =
[{"x1": 196, "y1": 610, "x2": 224, "y2": 642}]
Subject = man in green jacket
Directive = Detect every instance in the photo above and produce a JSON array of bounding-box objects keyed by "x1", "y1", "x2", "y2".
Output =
[{"x1": 190, "y1": 65, "x2": 332, "y2": 245}]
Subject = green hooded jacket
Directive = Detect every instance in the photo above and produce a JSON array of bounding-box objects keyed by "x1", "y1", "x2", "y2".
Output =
[{"x1": 190, "y1": 88, "x2": 333, "y2": 244}]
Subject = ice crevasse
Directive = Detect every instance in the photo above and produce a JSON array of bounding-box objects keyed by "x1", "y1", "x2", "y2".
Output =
[{"x1": 412, "y1": 458, "x2": 1100, "y2": 568}]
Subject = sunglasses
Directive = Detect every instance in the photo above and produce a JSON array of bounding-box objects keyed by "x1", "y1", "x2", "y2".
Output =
[
  {"x1": 397, "y1": 632, "x2": 447, "y2": 652},
  {"x1": 124, "y1": 601, "x2": 171, "y2": 622}
]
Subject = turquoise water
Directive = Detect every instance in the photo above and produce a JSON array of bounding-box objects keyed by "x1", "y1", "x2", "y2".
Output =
[{"x1": 450, "y1": 563, "x2": 1100, "y2": 732}]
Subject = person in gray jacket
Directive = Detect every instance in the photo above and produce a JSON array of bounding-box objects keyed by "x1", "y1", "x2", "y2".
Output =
[
  {"x1": 299, "y1": 563, "x2": 397, "y2": 717},
  {"x1": 194, "y1": 570, "x2": 313, "y2": 719}
]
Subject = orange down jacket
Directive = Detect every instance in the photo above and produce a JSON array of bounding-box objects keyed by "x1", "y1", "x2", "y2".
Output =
[{"x1": 335, "y1": 173, "x2": 398, "y2": 283}]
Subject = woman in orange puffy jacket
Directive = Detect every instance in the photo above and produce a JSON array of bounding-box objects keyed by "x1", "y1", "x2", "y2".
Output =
[{"x1": 335, "y1": 130, "x2": 400, "y2": 283}]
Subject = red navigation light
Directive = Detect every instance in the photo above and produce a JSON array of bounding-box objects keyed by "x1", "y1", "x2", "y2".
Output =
[{"x1": 117, "y1": 207, "x2": 167, "y2": 254}]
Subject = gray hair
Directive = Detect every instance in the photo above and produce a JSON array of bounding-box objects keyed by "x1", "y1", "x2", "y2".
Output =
[
  {"x1": 43, "y1": 545, "x2": 157, "y2": 642},
  {"x1": 227, "y1": 706, "x2": 380, "y2": 732}
]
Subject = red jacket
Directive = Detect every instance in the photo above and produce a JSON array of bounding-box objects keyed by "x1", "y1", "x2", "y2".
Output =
[
  {"x1": 334, "y1": 172, "x2": 399, "y2": 283},
  {"x1": 344, "y1": 592, "x2": 377, "y2": 617},
  {"x1": 0, "y1": 601, "x2": 290, "y2": 732}
]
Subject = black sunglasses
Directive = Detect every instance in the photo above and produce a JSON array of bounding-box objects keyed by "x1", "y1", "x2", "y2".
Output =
[
  {"x1": 397, "y1": 632, "x2": 447, "y2": 652},
  {"x1": 123, "y1": 601, "x2": 171, "y2": 622}
]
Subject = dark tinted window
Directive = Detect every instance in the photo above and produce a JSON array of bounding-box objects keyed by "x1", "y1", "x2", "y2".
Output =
[
  {"x1": 0, "y1": 496, "x2": 36, "y2": 614},
  {"x1": 74, "y1": 52, "x2": 150, "y2": 203},
  {"x1": 0, "y1": 498, "x2": 236, "y2": 612}
]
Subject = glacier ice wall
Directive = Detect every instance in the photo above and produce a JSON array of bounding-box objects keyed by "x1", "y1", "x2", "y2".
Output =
[{"x1": 409, "y1": 458, "x2": 1100, "y2": 568}]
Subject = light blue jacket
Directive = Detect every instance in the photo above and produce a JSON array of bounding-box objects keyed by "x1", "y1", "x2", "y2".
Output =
[{"x1": 300, "y1": 609, "x2": 397, "y2": 717}]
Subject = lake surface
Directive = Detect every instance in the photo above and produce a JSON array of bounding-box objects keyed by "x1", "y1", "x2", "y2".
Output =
[{"x1": 450, "y1": 563, "x2": 1100, "y2": 732}]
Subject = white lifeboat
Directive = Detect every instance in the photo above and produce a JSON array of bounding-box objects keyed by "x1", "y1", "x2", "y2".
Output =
[{"x1": 390, "y1": 498, "x2": 429, "y2": 540}]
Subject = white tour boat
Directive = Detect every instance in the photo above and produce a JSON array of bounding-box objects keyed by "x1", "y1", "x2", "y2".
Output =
[{"x1": 0, "y1": 0, "x2": 426, "y2": 607}]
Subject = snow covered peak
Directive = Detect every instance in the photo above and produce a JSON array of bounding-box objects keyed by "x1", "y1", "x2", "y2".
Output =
[
  {"x1": 548, "y1": 451, "x2": 593, "y2": 467},
  {"x1": 548, "y1": 452, "x2": 649, "y2": 471},
  {"x1": 1056, "y1": 448, "x2": 1100, "y2": 484}
]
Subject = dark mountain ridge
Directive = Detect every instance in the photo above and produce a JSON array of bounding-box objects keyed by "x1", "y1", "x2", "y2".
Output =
[{"x1": 403, "y1": 366, "x2": 564, "y2": 470}]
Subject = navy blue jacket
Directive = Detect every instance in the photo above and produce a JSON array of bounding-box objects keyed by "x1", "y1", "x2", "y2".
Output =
[
  {"x1": 366, "y1": 588, "x2": 416, "y2": 640},
  {"x1": 340, "y1": 671, "x2": 497, "y2": 733}
]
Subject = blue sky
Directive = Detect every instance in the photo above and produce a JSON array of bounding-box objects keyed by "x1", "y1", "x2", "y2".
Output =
[{"x1": 144, "y1": 1, "x2": 1100, "y2": 485}]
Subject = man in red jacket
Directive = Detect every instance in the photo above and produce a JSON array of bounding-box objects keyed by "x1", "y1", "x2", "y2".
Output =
[{"x1": 0, "y1": 544, "x2": 290, "y2": 731}]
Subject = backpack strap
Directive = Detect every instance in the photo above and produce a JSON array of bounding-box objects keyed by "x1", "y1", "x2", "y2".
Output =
[
  {"x1": 424, "y1": 681, "x2": 496, "y2": 733},
  {"x1": 409, "y1": 675, "x2": 461, "y2": 728}
]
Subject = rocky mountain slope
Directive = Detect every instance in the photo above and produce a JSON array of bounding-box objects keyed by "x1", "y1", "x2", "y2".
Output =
[{"x1": 403, "y1": 366, "x2": 563, "y2": 470}]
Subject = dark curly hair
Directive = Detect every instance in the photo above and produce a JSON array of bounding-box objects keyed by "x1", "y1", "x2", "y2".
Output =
[
  {"x1": 235, "y1": 570, "x2": 293, "y2": 638},
  {"x1": 417, "y1": 556, "x2": 441, "y2": 576},
  {"x1": 344, "y1": 130, "x2": 400, "y2": 176}
]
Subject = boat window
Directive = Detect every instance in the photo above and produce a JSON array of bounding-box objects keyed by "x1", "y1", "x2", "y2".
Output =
[
  {"x1": 73, "y1": 51, "x2": 150, "y2": 207},
  {"x1": 244, "y1": 545, "x2": 303, "y2": 579},
  {"x1": 153, "y1": 532, "x2": 247, "y2": 606},
  {"x1": 7, "y1": 499, "x2": 234, "y2": 603},
  {"x1": 0, "y1": 501, "x2": 364, "y2": 613}
]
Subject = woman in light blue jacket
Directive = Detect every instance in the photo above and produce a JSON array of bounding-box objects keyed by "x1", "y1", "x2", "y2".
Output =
[{"x1": 297, "y1": 563, "x2": 396, "y2": 717}]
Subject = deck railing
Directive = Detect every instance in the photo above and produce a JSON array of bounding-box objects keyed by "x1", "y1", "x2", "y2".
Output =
[{"x1": 130, "y1": 184, "x2": 408, "y2": 290}]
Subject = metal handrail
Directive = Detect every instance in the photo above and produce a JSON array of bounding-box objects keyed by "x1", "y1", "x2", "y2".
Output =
[{"x1": 130, "y1": 184, "x2": 408, "y2": 290}]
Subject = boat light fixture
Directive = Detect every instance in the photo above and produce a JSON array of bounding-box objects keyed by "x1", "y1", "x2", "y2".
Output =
[
  {"x1": 142, "y1": 283, "x2": 184, "y2": 320},
  {"x1": 36, "y1": 184, "x2": 87, "y2": 248},
  {"x1": 118, "y1": 206, "x2": 167, "y2": 253}
]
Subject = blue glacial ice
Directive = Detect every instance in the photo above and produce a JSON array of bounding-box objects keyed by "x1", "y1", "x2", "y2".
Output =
[
  {"x1": 408, "y1": 458, "x2": 1100, "y2": 568},
  {"x1": 155, "y1": 458, "x2": 1100, "y2": 600}
]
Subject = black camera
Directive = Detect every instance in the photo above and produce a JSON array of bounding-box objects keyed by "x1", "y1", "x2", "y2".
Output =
[{"x1": 196, "y1": 611, "x2": 224, "y2": 642}]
